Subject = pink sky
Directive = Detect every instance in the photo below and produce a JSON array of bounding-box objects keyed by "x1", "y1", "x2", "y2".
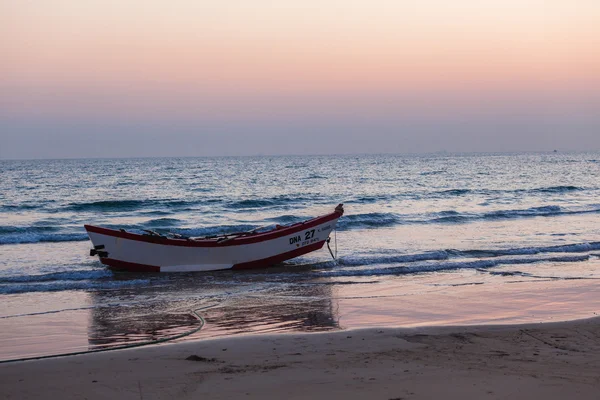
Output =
[{"x1": 1, "y1": 0, "x2": 599, "y2": 157}]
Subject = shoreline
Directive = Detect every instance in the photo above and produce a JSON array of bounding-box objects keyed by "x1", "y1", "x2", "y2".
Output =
[
  {"x1": 2, "y1": 316, "x2": 599, "y2": 399},
  {"x1": 2, "y1": 272, "x2": 599, "y2": 363}
]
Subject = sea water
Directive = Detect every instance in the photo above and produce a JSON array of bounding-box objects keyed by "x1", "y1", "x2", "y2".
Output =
[{"x1": 1, "y1": 153, "x2": 600, "y2": 360}]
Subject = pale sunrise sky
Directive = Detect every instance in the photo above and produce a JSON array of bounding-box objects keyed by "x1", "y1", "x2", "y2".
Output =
[{"x1": 1, "y1": 0, "x2": 599, "y2": 158}]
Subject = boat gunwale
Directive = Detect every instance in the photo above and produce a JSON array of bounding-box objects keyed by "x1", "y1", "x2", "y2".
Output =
[{"x1": 84, "y1": 210, "x2": 341, "y2": 248}]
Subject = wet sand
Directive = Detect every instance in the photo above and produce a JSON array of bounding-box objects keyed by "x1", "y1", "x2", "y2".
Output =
[{"x1": 2, "y1": 317, "x2": 599, "y2": 399}]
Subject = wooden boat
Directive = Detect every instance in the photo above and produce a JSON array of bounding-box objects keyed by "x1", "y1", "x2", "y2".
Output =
[{"x1": 85, "y1": 204, "x2": 343, "y2": 272}]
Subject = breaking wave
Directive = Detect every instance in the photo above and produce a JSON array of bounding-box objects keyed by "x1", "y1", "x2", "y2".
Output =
[
  {"x1": 335, "y1": 241, "x2": 600, "y2": 268},
  {"x1": 145, "y1": 218, "x2": 182, "y2": 227},
  {"x1": 0, "y1": 279, "x2": 151, "y2": 295},
  {"x1": 338, "y1": 242, "x2": 600, "y2": 266},
  {"x1": 337, "y1": 212, "x2": 402, "y2": 229},
  {"x1": 426, "y1": 205, "x2": 600, "y2": 224},
  {"x1": 337, "y1": 205, "x2": 600, "y2": 229},
  {"x1": 449, "y1": 242, "x2": 600, "y2": 257},
  {"x1": 322, "y1": 254, "x2": 591, "y2": 278},
  {"x1": 339, "y1": 251, "x2": 450, "y2": 266},
  {"x1": 345, "y1": 185, "x2": 589, "y2": 203},
  {"x1": 0, "y1": 269, "x2": 113, "y2": 284},
  {"x1": 0, "y1": 226, "x2": 88, "y2": 245}
]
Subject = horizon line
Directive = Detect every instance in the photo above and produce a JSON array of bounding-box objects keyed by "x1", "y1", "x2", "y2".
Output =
[{"x1": 0, "y1": 149, "x2": 593, "y2": 162}]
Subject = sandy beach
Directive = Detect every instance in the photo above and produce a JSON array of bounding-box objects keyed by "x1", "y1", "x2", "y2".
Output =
[{"x1": 2, "y1": 317, "x2": 599, "y2": 399}]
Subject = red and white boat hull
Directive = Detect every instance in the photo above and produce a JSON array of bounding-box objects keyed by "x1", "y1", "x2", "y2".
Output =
[{"x1": 85, "y1": 205, "x2": 343, "y2": 272}]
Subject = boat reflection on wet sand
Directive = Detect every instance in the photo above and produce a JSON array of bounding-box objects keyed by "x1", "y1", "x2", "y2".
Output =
[{"x1": 86, "y1": 265, "x2": 339, "y2": 351}]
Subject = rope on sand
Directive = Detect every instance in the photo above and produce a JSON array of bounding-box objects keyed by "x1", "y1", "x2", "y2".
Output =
[{"x1": 0, "y1": 303, "x2": 218, "y2": 364}]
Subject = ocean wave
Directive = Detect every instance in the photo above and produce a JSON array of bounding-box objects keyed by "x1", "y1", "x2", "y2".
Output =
[
  {"x1": 483, "y1": 258, "x2": 593, "y2": 278},
  {"x1": 0, "y1": 225, "x2": 58, "y2": 234},
  {"x1": 284, "y1": 164, "x2": 309, "y2": 169},
  {"x1": 61, "y1": 198, "x2": 215, "y2": 213},
  {"x1": 337, "y1": 212, "x2": 401, "y2": 229},
  {"x1": 450, "y1": 242, "x2": 600, "y2": 257},
  {"x1": 437, "y1": 185, "x2": 586, "y2": 198},
  {"x1": 3, "y1": 203, "x2": 599, "y2": 245},
  {"x1": 339, "y1": 251, "x2": 449, "y2": 266},
  {"x1": 342, "y1": 185, "x2": 591, "y2": 206},
  {"x1": 0, "y1": 269, "x2": 113, "y2": 283},
  {"x1": 64, "y1": 199, "x2": 149, "y2": 212},
  {"x1": 225, "y1": 196, "x2": 317, "y2": 209},
  {"x1": 428, "y1": 205, "x2": 600, "y2": 224},
  {"x1": 292, "y1": 205, "x2": 599, "y2": 230},
  {"x1": 420, "y1": 170, "x2": 445, "y2": 176},
  {"x1": 529, "y1": 185, "x2": 584, "y2": 193},
  {"x1": 139, "y1": 210, "x2": 173, "y2": 216},
  {"x1": 334, "y1": 241, "x2": 600, "y2": 268},
  {"x1": 302, "y1": 174, "x2": 327, "y2": 180},
  {"x1": 320, "y1": 254, "x2": 590, "y2": 278},
  {"x1": 0, "y1": 228, "x2": 88, "y2": 245},
  {"x1": 483, "y1": 205, "x2": 562, "y2": 219},
  {"x1": 168, "y1": 199, "x2": 220, "y2": 207},
  {"x1": 0, "y1": 279, "x2": 150, "y2": 295},
  {"x1": 145, "y1": 218, "x2": 182, "y2": 227},
  {"x1": 347, "y1": 194, "x2": 397, "y2": 204},
  {"x1": 191, "y1": 187, "x2": 214, "y2": 193},
  {"x1": 438, "y1": 189, "x2": 472, "y2": 196},
  {"x1": 0, "y1": 204, "x2": 40, "y2": 211},
  {"x1": 226, "y1": 199, "x2": 279, "y2": 209}
]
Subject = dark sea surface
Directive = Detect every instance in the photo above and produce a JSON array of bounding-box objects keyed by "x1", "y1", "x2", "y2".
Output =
[{"x1": 1, "y1": 153, "x2": 600, "y2": 360}]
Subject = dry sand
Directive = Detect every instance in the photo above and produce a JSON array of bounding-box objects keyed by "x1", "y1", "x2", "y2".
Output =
[{"x1": 2, "y1": 317, "x2": 600, "y2": 399}]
